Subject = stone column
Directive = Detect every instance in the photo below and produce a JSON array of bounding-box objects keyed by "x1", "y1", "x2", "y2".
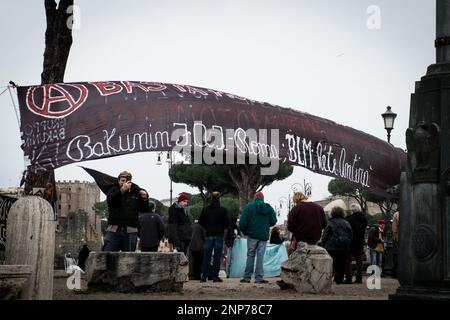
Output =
[
  {"x1": 391, "y1": 0, "x2": 450, "y2": 299},
  {"x1": 5, "y1": 197, "x2": 55, "y2": 300}
]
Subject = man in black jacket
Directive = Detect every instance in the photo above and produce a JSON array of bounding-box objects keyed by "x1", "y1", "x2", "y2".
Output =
[
  {"x1": 168, "y1": 193, "x2": 192, "y2": 254},
  {"x1": 103, "y1": 171, "x2": 148, "y2": 252},
  {"x1": 138, "y1": 201, "x2": 165, "y2": 252},
  {"x1": 199, "y1": 192, "x2": 230, "y2": 282},
  {"x1": 344, "y1": 203, "x2": 368, "y2": 284}
]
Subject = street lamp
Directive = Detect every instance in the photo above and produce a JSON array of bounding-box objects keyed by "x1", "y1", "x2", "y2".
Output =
[
  {"x1": 381, "y1": 106, "x2": 397, "y2": 143},
  {"x1": 167, "y1": 151, "x2": 173, "y2": 205},
  {"x1": 290, "y1": 180, "x2": 312, "y2": 209},
  {"x1": 291, "y1": 183, "x2": 302, "y2": 193},
  {"x1": 156, "y1": 151, "x2": 173, "y2": 205},
  {"x1": 278, "y1": 196, "x2": 288, "y2": 209},
  {"x1": 291, "y1": 180, "x2": 312, "y2": 197},
  {"x1": 380, "y1": 106, "x2": 397, "y2": 276},
  {"x1": 156, "y1": 152, "x2": 163, "y2": 165},
  {"x1": 278, "y1": 197, "x2": 289, "y2": 222}
]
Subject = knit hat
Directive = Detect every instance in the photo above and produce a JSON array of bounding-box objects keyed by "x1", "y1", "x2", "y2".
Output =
[
  {"x1": 254, "y1": 192, "x2": 264, "y2": 200},
  {"x1": 178, "y1": 193, "x2": 190, "y2": 203}
]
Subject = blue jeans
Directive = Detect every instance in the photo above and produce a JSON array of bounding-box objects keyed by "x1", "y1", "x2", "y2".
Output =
[
  {"x1": 226, "y1": 247, "x2": 232, "y2": 278},
  {"x1": 370, "y1": 249, "x2": 383, "y2": 269},
  {"x1": 103, "y1": 227, "x2": 137, "y2": 252},
  {"x1": 243, "y1": 237, "x2": 267, "y2": 281},
  {"x1": 202, "y1": 236, "x2": 224, "y2": 279}
]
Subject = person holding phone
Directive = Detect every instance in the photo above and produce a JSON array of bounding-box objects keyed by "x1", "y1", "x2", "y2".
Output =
[{"x1": 103, "y1": 171, "x2": 148, "y2": 252}]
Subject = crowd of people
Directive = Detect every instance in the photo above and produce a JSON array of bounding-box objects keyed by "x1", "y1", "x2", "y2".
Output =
[{"x1": 95, "y1": 170, "x2": 399, "y2": 285}]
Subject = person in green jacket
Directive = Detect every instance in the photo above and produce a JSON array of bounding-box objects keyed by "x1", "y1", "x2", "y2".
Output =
[{"x1": 239, "y1": 192, "x2": 277, "y2": 284}]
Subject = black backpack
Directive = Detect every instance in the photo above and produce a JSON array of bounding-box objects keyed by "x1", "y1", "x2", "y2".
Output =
[{"x1": 332, "y1": 222, "x2": 351, "y2": 250}]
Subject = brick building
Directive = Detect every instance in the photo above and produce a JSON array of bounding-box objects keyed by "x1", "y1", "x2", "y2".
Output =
[{"x1": 54, "y1": 180, "x2": 103, "y2": 269}]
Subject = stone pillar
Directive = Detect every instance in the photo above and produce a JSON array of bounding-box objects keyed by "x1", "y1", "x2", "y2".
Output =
[
  {"x1": 5, "y1": 197, "x2": 55, "y2": 300},
  {"x1": 391, "y1": 0, "x2": 450, "y2": 299},
  {"x1": 86, "y1": 252, "x2": 188, "y2": 292},
  {"x1": 278, "y1": 244, "x2": 333, "y2": 293}
]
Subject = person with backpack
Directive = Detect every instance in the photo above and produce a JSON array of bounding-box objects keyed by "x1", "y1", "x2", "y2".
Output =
[{"x1": 321, "y1": 206, "x2": 353, "y2": 285}]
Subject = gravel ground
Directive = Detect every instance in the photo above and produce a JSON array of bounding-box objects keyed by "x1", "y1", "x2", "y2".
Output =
[{"x1": 53, "y1": 274, "x2": 399, "y2": 300}]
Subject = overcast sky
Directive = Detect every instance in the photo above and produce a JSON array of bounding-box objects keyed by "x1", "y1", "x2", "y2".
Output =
[{"x1": 0, "y1": 0, "x2": 435, "y2": 223}]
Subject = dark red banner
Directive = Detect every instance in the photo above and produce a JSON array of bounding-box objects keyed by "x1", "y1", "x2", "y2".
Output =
[{"x1": 17, "y1": 81, "x2": 406, "y2": 196}]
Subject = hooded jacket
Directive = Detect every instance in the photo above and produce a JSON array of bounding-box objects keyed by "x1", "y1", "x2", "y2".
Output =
[
  {"x1": 199, "y1": 197, "x2": 230, "y2": 237},
  {"x1": 239, "y1": 198, "x2": 277, "y2": 241}
]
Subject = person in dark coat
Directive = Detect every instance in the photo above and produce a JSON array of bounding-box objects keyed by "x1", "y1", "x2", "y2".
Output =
[
  {"x1": 189, "y1": 220, "x2": 206, "y2": 280},
  {"x1": 104, "y1": 171, "x2": 148, "y2": 252},
  {"x1": 168, "y1": 193, "x2": 193, "y2": 254},
  {"x1": 138, "y1": 201, "x2": 165, "y2": 252},
  {"x1": 199, "y1": 192, "x2": 230, "y2": 282},
  {"x1": 77, "y1": 244, "x2": 90, "y2": 271},
  {"x1": 321, "y1": 206, "x2": 353, "y2": 285},
  {"x1": 344, "y1": 203, "x2": 368, "y2": 284},
  {"x1": 269, "y1": 226, "x2": 284, "y2": 244},
  {"x1": 224, "y1": 218, "x2": 240, "y2": 248},
  {"x1": 224, "y1": 217, "x2": 240, "y2": 278},
  {"x1": 287, "y1": 192, "x2": 326, "y2": 245}
]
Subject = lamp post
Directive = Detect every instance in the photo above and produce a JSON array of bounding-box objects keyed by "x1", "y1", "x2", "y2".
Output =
[
  {"x1": 290, "y1": 180, "x2": 312, "y2": 210},
  {"x1": 291, "y1": 180, "x2": 312, "y2": 196},
  {"x1": 277, "y1": 196, "x2": 288, "y2": 217},
  {"x1": 381, "y1": 106, "x2": 396, "y2": 276},
  {"x1": 278, "y1": 196, "x2": 288, "y2": 209},
  {"x1": 381, "y1": 106, "x2": 397, "y2": 144},
  {"x1": 166, "y1": 151, "x2": 173, "y2": 205},
  {"x1": 157, "y1": 151, "x2": 173, "y2": 205}
]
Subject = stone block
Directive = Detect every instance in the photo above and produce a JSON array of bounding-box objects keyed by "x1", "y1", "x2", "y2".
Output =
[
  {"x1": 278, "y1": 243, "x2": 333, "y2": 293},
  {"x1": 86, "y1": 252, "x2": 188, "y2": 292},
  {"x1": 0, "y1": 265, "x2": 32, "y2": 300}
]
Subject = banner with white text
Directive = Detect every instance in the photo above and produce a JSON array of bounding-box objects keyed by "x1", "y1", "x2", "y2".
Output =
[{"x1": 17, "y1": 81, "x2": 406, "y2": 196}]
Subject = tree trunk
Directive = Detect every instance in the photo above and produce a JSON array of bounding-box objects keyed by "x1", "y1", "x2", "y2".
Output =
[
  {"x1": 228, "y1": 165, "x2": 262, "y2": 214},
  {"x1": 41, "y1": 0, "x2": 74, "y2": 84},
  {"x1": 24, "y1": 0, "x2": 73, "y2": 195},
  {"x1": 228, "y1": 168, "x2": 249, "y2": 212}
]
